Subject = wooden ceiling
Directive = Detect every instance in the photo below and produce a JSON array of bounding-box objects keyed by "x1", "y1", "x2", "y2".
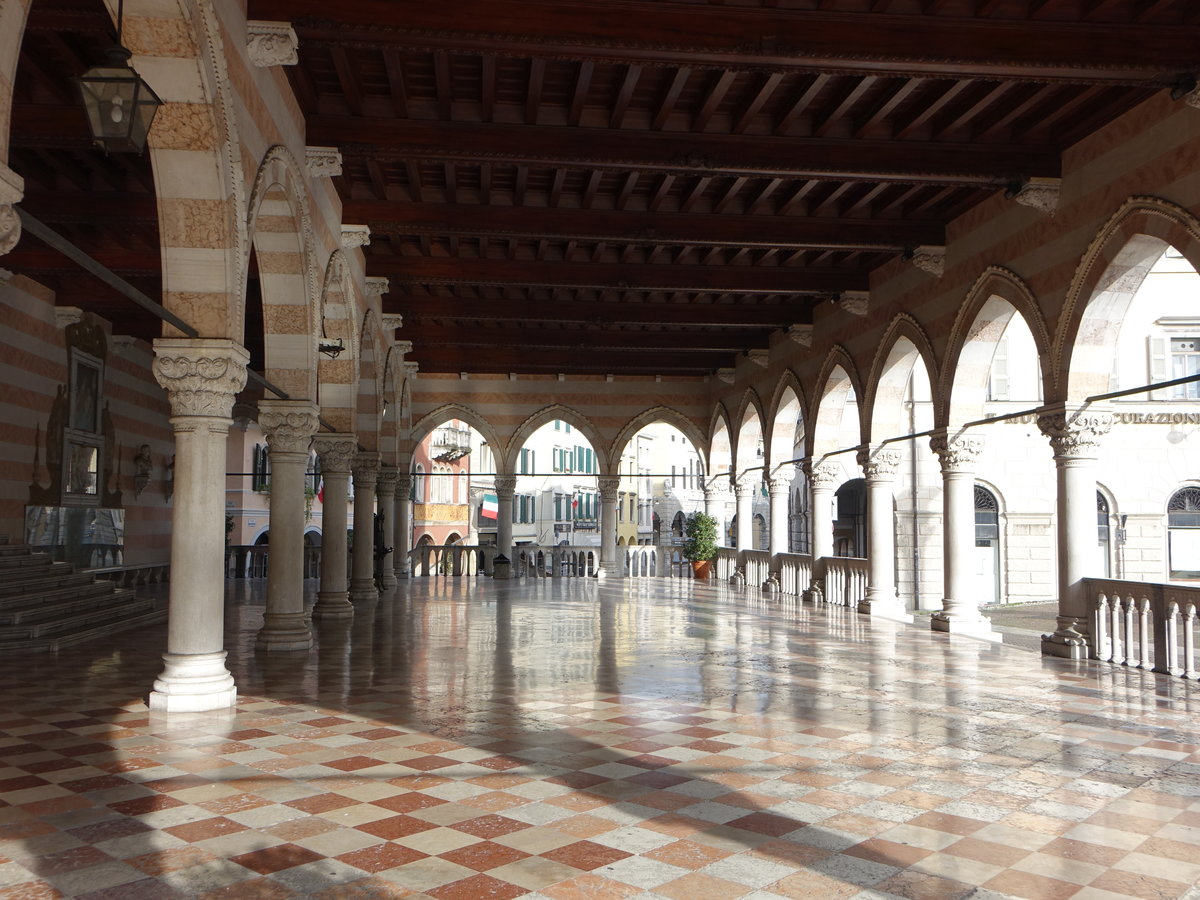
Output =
[{"x1": 8, "y1": 0, "x2": 1200, "y2": 376}]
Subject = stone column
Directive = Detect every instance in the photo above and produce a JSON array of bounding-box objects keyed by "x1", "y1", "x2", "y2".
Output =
[
  {"x1": 598, "y1": 475, "x2": 621, "y2": 578},
  {"x1": 312, "y1": 433, "x2": 356, "y2": 621},
  {"x1": 1037, "y1": 405, "x2": 1113, "y2": 658},
  {"x1": 494, "y1": 475, "x2": 516, "y2": 557},
  {"x1": 393, "y1": 472, "x2": 413, "y2": 578},
  {"x1": 805, "y1": 460, "x2": 839, "y2": 561},
  {"x1": 376, "y1": 467, "x2": 399, "y2": 589},
  {"x1": 734, "y1": 473, "x2": 758, "y2": 550},
  {"x1": 150, "y1": 339, "x2": 248, "y2": 712},
  {"x1": 857, "y1": 446, "x2": 911, "y2": 621},
  {"x1": 350, "y1": 452, "x2": 380, "y2": 603},
  {"x1": 704, "y1": 479, "x2": 731, "y2": 545},
  {"x1": 256, "y1": 401, "x2": 319, "y2": 651},
  {"x1": 767, "y1": 468, "x2": 795, "y2": 556},
  {"x1": 929, "y1": 431, "x2": 997, "y2": 638}
]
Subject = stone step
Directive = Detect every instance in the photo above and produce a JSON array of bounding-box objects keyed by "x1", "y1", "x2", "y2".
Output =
[
  {"x1": 0, "y1": 570, "x2": 92, "y2": 597},
  {"x1": 0, "y1": 593, "x2": 158, "y2": 642},
  {"x1": 0, "y1": 585, "x2": 136, "y2": 623},
  {"x1": 0, "y1": 606, "x2": 168, "y2": 653},
  {"x1": 0, "y1": 553, "x2": 55, "y2": 573}
]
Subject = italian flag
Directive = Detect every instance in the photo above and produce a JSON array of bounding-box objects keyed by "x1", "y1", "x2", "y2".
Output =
[{"x1": 481, "y1": 493, "x2": 498, "y2": 519}]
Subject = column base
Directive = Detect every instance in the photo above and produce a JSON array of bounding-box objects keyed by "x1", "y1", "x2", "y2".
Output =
[
  {"x1": 312, "y1": 591, "x2": 354, "y2": 621},
  {"x1": 380, "y1": 573, "x2": 398, "y2": 588},
  {"x1": 858, "y1": 594, "x2": 913, "y2": 623},
  {"x1": 148, "y1": 651, "x2": 237, "y2": 712},
  {"x1": 349, "y1": 579, "x2": 379, "y2": 603},
  {"x1": 930, "y1": 610, "x2": 1002, "y2": 642},
  {"x1": 256, "y1": 613, "x2": 313, "y2": 651},
  {"x1": 1041, "y1": 616, "x2": 1091, "y2": 659}
]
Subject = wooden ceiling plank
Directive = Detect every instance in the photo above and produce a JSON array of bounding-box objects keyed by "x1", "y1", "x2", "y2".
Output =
[
  {"x1": 514, "y1": 164, "x2": 528, "y2": 206},
  {"x1": 479, "y1": 162, "x2": 492, "y2": 202},
  {"x1": 549, "y1": 167, "x2": 566, "y2": 207},
  {"x1": 1134, "y1": 0, "x2": 1177, "y2": 21},
  {"x1": 399, "y1": 323, "x2": 756, "y2": 351},
  {"x1": 404, "y1": 161, "x2": 423, "y2": 202},
  {"x1": 650, "y1": 173, "x2": 675, "y2": 211},
  {"x1": 973, "y1": 83, "x2": 1056, "y2": 139},
  {"x1": 714, "y1": 176, "x2": 748, "y2": 214},
  {"x1": 732, "y1": 72, "x2": 785, "y2": 135},
  {"x1": 1083, "y1": 0, "x2": 1126, "y2": 19},
  {"x1": 774, "y1": 74, "x2": 829, "y2": 136},
  {"x1": 652, "y1": 67, "x2": 691, "y2": 130},
  {"x1": 852, "y1": 78, "x2": 919, "y2": 137},
  {"x1": 610, "y1": 63, "x2": 643, "y2": 129},
  {"x1": 746, "y1": 178, "x2": 783, "y2": 213},
  {"x1": 843, "y1": 181, "x2": 890, "y2": 214},
  {"x1": 693, "y1": 69, "x2": 738, "y2": 133},
  {"x1": 681, "y1": 176, "x2": 712, "y2": 213},
  {"x1": 1025, "y1": 84, "x2": 1106, "y2": 139},
  {"x1": 526, "y1": 57, "x2": 546, "y2": 125},
  {"x1": 443, "y1": 162, "x2": 457, "y2": 202},
  {"x1": 777, "y1": 180, "x2": 817, "y2": 215},
  {"x1": 813, "y1": 76, "x2": 875, "y2": 138},
  {"x1": 616, "y1": 172, "x2": 639, "y2": 210},
  {"x1": 330, "y1": 45, "x2": 365, "y2": 116},
  {"x1": 384, "y1": 50, "x2": 409, "y2": 117},
  {"x1": 590, "y1": 240, "x2": 607, "y2": 262},
  {"x1": 434, "y1": 50, "x2": 454, "y2": 119},
  {"x1": 932, "y1": 80, "x2": 1013, "y2": 139},
  {"x1": 892, "y1": 79, "x2": 970, "y2": 138},
  {"x1": 582, "y1": 169, "x2": 603, "y2": 208},
  {"x1": 567, "y1": 60, "x2": 594, "y2": 126},
  {"x1": 481, "y1": 54, "x2": 496, "y2": 121}
]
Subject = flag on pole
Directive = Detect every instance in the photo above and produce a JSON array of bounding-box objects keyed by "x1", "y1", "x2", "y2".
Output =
[
  {"x1": 316, "y1": 479, "x2": 324, "y2": 504},
  {"x1": 481, "y1": 492, "x2": 498, "y2": 519}
]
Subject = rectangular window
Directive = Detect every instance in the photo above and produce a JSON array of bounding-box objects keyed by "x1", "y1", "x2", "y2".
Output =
[{"x1": 1170, "y1": 337, "x2": 1200, "y2": 399}]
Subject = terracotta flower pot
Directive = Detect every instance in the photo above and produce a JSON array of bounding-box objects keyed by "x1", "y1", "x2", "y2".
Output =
[{"x1": 691, "y1": 560, "x2": 711, "y2": 580}]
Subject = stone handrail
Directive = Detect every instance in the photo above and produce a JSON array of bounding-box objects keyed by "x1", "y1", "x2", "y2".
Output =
[
  {"x1": 776, "y1": 552, "x2": 813, "y2": 597},
  {"x1": 818, "y1": 556, "x2": 869, "y2": 608},
  {"x1": 408, "y1": 544, "x2": 496, "y2": 577},
  {"x1": 514, "y1": 545, "x2": 598, "y2": 578},
  {"x1": 1087, "y1": 577, "x2": 1200, "y2": 677},
  {"x1": 742, "y1": 549, "x2": 772, "y2": 588},
  {"x1": 715, "y1": 547, "x2": 739, "y2": 582}
]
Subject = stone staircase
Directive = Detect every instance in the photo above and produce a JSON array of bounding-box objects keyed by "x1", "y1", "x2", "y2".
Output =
[{"x1": 0, "y1": 544, "x2": 167, "y2": 652}]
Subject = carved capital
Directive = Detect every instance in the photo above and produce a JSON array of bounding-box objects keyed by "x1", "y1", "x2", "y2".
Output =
[
  {"x1": 930, "y1": 432, "x2": 984, "y2": 473},
  {"x1": 597, "y1": 476, "x2": 621, "y2": 502},
  {"x1": 745, "y1": 349, "x2": 769, "y2": 368},
  {"x1": 312, "y1": 433, "x2": 358, "y2": 474},
  {"x1": 394, "y1": 339, "x2": 413, "y2": 355},
  {"x1": 703, "y1": 478, "x2": 731, "y2": 501},
  {"x1": 766, "y1": 467, "x2": 796, "y2": 495},
  {"x1": 305, "y1": 146, "x2": 342, "y2": 179},
  {"x1": 786, "y1": 323, "x2": 813, "y2": 347},
  {"x1": 394, "y1": 472, "x2": 413, "y2": 496},
  {"x1": 246, "y1": 21, "x2": 298, "y2": 67},
  {"x1": 1012, "y1": 177, "x2": 1061, "y2": 216},
  {"x1": 152, "y1": 339, "x2": 249, "y2": 419},
  {"x1": 734, "y1": 472, "x2": 762, "y2": 497},
  {"x1": 341, "y1": 225, "x2": 371, "y2": 249},
  {"x1": 377, "y1": 467, "x2": 401, "y2": 493},
  {"x1": 911, "y1": 245, "x2": 945, "y2": 278},
  {"x1": 0, "y1": 164, "x2": 23, "y2": 257},
  {"x1": 403, "y1": 362, "x2": 419, "y2": 379},
  {"x1": 839, "y1": 291, "x2": 869, "y2": 317},
  {"x1": 258, "y1": 400, "x2": 319, "y2": 456},
  {"x1": 54, "y1": 307, "x2": 84, "y2": 329},
  {"x1": 1037, "y1": 405, "x2": 1113, "y2": 459},
  {"x1": 857, "y1": 446, "x2": 903, "y2": 480},
  {"x1": 351, "y1": 452, "x2": 381, "y2": 486},
  {"x1": 365, "y1": 276, "x2": 390, "y2": 297},
  {"x1": 716, "y1": 367, "x2": 736, "y2": 384},
  {"x1": 804, "y1": 460, "x2": 841, "y2": 490},
  {"x1": 382, "y1": 315, "x2": 404, "y2": 337},
  {"x1": 493, "y1": 475, "x2": 517, "y2": 498}
]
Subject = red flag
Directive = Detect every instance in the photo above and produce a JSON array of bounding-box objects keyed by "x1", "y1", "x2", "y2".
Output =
[{"x1": 317, "y1": 479, "x2": 324, "y2": 503}]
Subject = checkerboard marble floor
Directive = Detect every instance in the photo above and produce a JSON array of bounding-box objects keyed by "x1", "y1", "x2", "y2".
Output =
[{"x1": 1, "y1": 577, "x2": 1199, "y2": 900}]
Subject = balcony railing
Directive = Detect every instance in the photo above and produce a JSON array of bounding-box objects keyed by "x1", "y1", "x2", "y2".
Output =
[
  {"x1": 1087, "y1": 577, "x2": 1200, "y2": 678},
  {"x1": 430, "y1": 426, "x2": 472, "y2": 461}
]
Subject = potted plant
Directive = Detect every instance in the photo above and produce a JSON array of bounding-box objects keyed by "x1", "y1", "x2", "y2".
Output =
[{"x1": 682, "y1": 511, "x2": 718, "y2": 580}]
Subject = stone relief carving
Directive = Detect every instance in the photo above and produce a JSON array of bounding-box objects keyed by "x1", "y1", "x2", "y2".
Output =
[
  {"x1": 1037, "y1": 408, "x2": 1113, "y2": 458},
  {"x1": 151, "y1": 342, "x2": 249, "y2": 420},
  {"x1": 305, "y1": 146, "x2": 343, "y2": 179},
  {"x1": 246, "y1": 21, "x2": 298, "y2": 67},
  {"x1": 929, "y1": 433, "x2": 985, "y2": 472}
]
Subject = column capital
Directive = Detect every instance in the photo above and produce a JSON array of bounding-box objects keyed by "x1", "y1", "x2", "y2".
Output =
[
  {"x1": 734, "y1": 472, "x2": 761, "y2": 498},
  {"x1": 1037, "y1": 404, "x2": 1113, "y2": 460},
  {"x1": 395, "y1": 472, "x2": 413, "y2": 494},
  {"x1": 929, "y1": 431, "x2": 984, "y2": 473},
  {"x1": 703, "y1": 476, "x2": 731, "y2": 500},
  {"x1": 258, "y1": 400, "x2": 319, "y2": 456},
  {"x1": 857, "y1": 445, "x2": 903, "y2": 481},
  {"x1": 804, "y1": 459, "x2": 841, "y2": 489},
  {"x1": 312, "y1": 433, "x2": 357, "y2": 474},
  {"x1": 493, "y1": 475, "x2": 517, "y2": 497},
  {"x1": 0, "y1": 162, "x2": 23, "y2": 257},
  {"x1": 766, "y1": 466, "x2": 796, "y2": 495},
  {"x1": 377, "y1": 466, "x2": 400, "y2": 493},
  {"x1": 152, "y1": 339, "x2": 249, "y2": 419},
  {"x1": 352, "y1": 452, "x2": 381, "y2": 485},
  {"x1": 597, "y1": 476, "x2": 621, "y2": 501}
]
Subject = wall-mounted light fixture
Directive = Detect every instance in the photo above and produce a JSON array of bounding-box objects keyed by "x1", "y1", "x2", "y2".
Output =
[
  {"x1": 318, "y1": 338, "x2": 345, "y2": 360},
  {"x1": 75, "y1": 0, "x2": 162, "y2": 154}
]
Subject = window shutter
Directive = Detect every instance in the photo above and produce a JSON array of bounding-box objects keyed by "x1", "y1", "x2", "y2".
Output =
[
  {"x1": 989, "y1": 338, "x2": 1009, "y2": 401},
  {"x1": 1149, "y1": 336, "x2": 1168, "y2": 400}
]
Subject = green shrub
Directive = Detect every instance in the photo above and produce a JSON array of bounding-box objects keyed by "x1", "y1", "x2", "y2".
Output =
[{"x1": 682, "y1": 511, "x2": 718, "y2": 562}]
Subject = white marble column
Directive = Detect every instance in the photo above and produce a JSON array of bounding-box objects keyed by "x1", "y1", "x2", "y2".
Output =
[
  {"x1": 150, "y1": 338, "x2": 248, "y2": 712},
  {"x1": 256, "y1": 400, "x2": 319, "y2": 651},
  {"x1": 704, "y1": 478, "x2": 731, "y2": 545},
  {"x1": 312, "y1": 434, "x2": 356, "y2": 621},
  {"x1": 767, "y1": 468, "x2": 795, "y2": 556},
  {"x1": 1038, "y1": 405, "x2": 1113, "y2": 659},
  {"x1": 376, "y1": 467, "x2": 399, "y2": 589},
  {"x1": 393, "y1": 472, "x2": 413, "y2": 578},
  {"x1": 494, "y1": 475, "x2": 516, "y2": 558},
  {"x1": 350, "y1": 452, "x2": 380, "y2": 603},
  {"x1": 597, "y1": 475, "x2": 621, "y2": 578},
  {"x1": 805, "y1": 460, "x2": 839, "y2": 562},
  {"x1": 929, "y1": 431, "x2": 998, "y2": 638},
  {"x1": 857, "y1": 446, "x2": 911, "y2": 621},
  {"x1": 734, "y1": 473, "x2": 758, "y2": 551}
]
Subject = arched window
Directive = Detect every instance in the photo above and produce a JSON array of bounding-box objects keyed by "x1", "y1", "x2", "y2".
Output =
[
  {"x1": 974, "y1": 485, "x2": 1001, "y2": 604},
  {"x1": 1167, "y1": 487, "x2": 1200, "y2": 579},
  {"x1": 413, "y1": 465, "x2": 425, "y2": 503}
]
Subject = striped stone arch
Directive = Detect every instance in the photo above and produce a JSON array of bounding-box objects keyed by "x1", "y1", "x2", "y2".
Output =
[
  {"x1": 707, "y1": 404, "x2": 734, "y2": 480},
  {"x1": 609, "y1": 406, "x2": 709, "y2": 476},
  {"x1": 410, "y1": 404, "x2": 505, "y2": 471},
  {"x1": 316, "y1": 251, "x2": 357, "y2": 431},
  {"x1": 863, "y1": 314, "x2": 939, "y2": 444},
  {"x1": 732, "y1": 388, "x2": 767, "y2": 473},
  {"x1": 810, "y1": 345, "x2": 866, "y2": 457},
  {"x1": 246, "y1": 146, "x2": 319, "y2": 399},
  {"x1": 1057, "y1": 196, "x2": 1200, "y2": 403},
  {"x1": 766, "y1": 369, "x2": 807, "y2": 472},
  {"x1": 125, "y1": 0, "x2": 247, "y2": 339},
  {"x1": 378, "y1": 346, "x2": 403, "y2": 465},
  {"x1": 941, "y1": 265, "x2": 1049, "y2": 427},
  {"x1": 355, "y1": 309, "x2": 383, "y2": 451},
  {"x1": 509, "y1": 405, "x2": 609, "y2": 474}
]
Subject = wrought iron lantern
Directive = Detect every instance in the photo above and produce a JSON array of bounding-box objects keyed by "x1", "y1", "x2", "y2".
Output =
[{"x1": 75, "y1": 2, "x2": 161, "y2": 154}]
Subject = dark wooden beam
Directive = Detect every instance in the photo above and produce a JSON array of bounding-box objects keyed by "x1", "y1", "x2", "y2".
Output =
[
  {"x1": 398, "y1": 323, "x2": 760, "y2": 352},
  {"x1": 373, "y1": 256, "x2": 865, "y2": 292},
  {"x1": 312, "y1": 117, "x2": 1059, "y2": 185},
  {"x1": 253, "y1": 0, "x2": 1200, "y2": 84},
  {"x1": 409, "y1": 346, "x2": 724, "y2": 374}
]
